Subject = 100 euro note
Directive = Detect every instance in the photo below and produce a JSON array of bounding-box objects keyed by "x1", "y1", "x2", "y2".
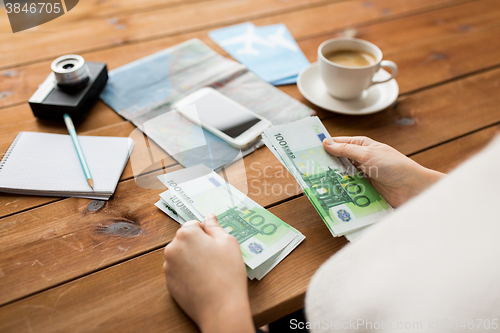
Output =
[
  {"x1": 155, "y1": 199, "x2": 186, "y2": 224},
  {"x1": 159, "y1": 189, "x2": 199, "y2": 223},
  {"x1": 262, "y1": 117, "x2": 392, "y2": 237},
  {"x1": 156, "y1": 193, "x2": 304, "y2": 279},
  {"x1": 157, "y1": 165, "x2": 304, "y2": 279}
]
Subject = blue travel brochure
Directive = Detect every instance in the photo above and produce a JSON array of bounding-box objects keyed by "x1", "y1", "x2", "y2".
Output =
[{"x1": 209, "y1": 22, "x2": 309, "y2": 85}]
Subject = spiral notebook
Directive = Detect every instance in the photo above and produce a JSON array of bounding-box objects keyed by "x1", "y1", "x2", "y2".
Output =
[{"x1": 0, "y1": 132, "x2": 134, "y2": 200}]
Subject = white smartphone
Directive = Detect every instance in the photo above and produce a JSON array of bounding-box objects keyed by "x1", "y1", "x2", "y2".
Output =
[{"x1": 173, "y1": 87, "x2": 272, "y2": 150}]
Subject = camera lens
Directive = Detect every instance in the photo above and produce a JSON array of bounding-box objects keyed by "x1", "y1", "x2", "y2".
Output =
[{"x1": 51, "y1": 55, "x2": 90, "y2": 91}]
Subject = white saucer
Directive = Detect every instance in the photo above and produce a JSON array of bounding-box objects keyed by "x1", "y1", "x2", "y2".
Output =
[{"x1": 297, "y1": 62, "x2": 399, "y2": 115}]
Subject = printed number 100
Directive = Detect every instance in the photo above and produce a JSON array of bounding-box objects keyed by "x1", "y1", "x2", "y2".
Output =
[
  {"x1": 340, "y1": 174, "x2": 371, "y2": 207},
  {"x1": 242, "y1": 210, "x2": 278, "y2": 235}
]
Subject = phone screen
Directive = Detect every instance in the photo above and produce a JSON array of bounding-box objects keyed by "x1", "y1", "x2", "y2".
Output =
[{"x1": 190, "y1": 92, "x2": 261, "y2": 138}]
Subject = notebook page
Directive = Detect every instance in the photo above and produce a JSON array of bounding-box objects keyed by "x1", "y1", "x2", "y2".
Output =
[{"x1": 0, "y1": 132, "x2": 133, "y2": 194}]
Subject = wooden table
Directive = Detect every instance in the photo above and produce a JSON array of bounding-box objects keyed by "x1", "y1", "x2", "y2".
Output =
[{"x1": 1, "y1": 0, "x2": 499, "y2": 331}]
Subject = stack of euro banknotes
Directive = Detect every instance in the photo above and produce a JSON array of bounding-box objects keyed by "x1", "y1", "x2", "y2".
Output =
[
  {"x1": 155, "y1": 116, "x2": 392, "y2": 279},
  {"x1": 261, "y1": 117, "x2": 392, "y2": 241},
  {"x1": 156, "y1": 164, "x2": 305, "y2": 280}
]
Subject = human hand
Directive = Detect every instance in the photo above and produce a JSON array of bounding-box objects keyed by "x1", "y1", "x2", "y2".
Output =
[
  {"x1": 163, "y1": 214, "x2": 254, "y2": 333},
  {"x1": 323, "y1": 137, "x2": 444, "y2": 207}
]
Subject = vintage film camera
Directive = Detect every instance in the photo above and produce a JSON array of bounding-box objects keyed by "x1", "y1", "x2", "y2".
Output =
[{"x1": 29, "y1": 55, "x2": 108, "y2": 122}]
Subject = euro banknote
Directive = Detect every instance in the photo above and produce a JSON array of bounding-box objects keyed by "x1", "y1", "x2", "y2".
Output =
[
  {"x1": 159, "y1": 189, "x2": 198, "y2": 223},
  {"x1": 262, "y1": 116, "x2": 392, "y2": 237},
  {"x1": 157, "y1": 164, "x2": 305, "y2": 279},
  {"x1": 155, "y1": 199, "x2": 186, "y2": 224}
]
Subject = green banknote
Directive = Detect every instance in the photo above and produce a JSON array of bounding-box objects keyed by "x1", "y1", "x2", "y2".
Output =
[
  {"x1": 157, "y1": 165, "x2": 304, "y2": 275},
  {"x1": 263, "y1": 116, "x2": 392, "y2": 237},
  {"x1": 159, "y1": 189, "x2": 197, "y2": 223},
  {"x1": 156, "y1": 194, "x2": 304, "y2": 279},
  {"x1": 155, "y1": 199, "x2": 186, "y2": 224}
]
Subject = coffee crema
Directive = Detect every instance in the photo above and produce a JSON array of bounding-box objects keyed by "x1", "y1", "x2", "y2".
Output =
[{"x1": 323, "y1": 50, "x2": 377, "y2": 67}]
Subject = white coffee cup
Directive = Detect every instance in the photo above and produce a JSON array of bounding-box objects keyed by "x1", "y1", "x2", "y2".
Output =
[{"x1": 318, "y1": 38, "x2": 397, "y2": 100}]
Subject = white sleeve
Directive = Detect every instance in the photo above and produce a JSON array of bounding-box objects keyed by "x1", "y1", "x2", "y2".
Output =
[{"x1": 305, "y1": 135, "x2": 500, "y2": 333}]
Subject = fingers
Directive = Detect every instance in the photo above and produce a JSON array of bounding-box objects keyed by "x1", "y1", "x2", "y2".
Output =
[
  {"x1": 180, "y1": 220, "x2": 205, "y2": 233},
  {"x1": 323, "y1": 138, "x2": 369, "y2": 163},
  {"x1": 203, "y1": 213, "x2": 228, "y2": 238},
  {"x1": 164, "y1": 220, "x2": 205, "y2": 263},
  {"x1": 171, "y1": 220, "x2": 205, "y2": 242},
  {"x1": 183, "y1": 220, "x2": 202, "y2": 228},
  {"x1": 330, "y1": 136, "x2": 374, "y2": 146}
]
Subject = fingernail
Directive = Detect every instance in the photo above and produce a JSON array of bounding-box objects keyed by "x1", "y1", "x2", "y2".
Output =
[
  {"x1": 205, "y1": 213, "x2": 217, "y2": 222},
  {"x1": 323, "y1": 138, "x2": 334, "y2": 146},
  {"x1": 182, "y1": 220, "x2": 199, "y2": 227}
]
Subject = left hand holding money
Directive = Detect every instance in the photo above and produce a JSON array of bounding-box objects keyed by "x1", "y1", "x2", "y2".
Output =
[
  {"x1": 323, "y1": 136, "x2": 444, "y2": 207},
  {"x1": 163, "y1": 214, "x2": 254, "y2": 333}
]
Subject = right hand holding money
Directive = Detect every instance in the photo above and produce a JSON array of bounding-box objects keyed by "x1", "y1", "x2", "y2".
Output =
[
  {"x1": 323, "y1": 137, "x2": 444, "y2": 207},
  {"x1": 157, "y1": 165, "x2": 305, "y2": 279},
  {"x1": 163, "y1": 214, "x2": 254, "y2": 333}
]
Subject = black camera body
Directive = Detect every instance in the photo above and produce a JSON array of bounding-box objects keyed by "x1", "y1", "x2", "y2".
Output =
[{"x1": 29, "y1": 55, "x2": 108, "y2": 123}]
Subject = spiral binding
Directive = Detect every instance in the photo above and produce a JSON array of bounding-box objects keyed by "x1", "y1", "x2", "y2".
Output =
[{"x1": 0, "y1": 133, "x2": 23, "y2": 172}]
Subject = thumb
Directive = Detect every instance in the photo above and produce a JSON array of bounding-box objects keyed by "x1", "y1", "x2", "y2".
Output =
[
  {"x1": 323, "y1": 138, "x2": 367, "y2": 163},
  {"x1": 203, "y1": 213, "x2": 227, "y2": 238}
]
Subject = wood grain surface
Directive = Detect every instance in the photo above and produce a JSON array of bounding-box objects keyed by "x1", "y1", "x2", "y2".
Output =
[
  {"x1": 0, "y1": 196, "x2": 347, "y2": 333},
  {"x1": 0, "y1": 0, "x2": 471, "y2": 107},
  {"x1": 411, "y1": 125, "x2": 500, "y2": 173},
  {"x1": 1, "y1": 0, "x2": 499, "y2": 331}
]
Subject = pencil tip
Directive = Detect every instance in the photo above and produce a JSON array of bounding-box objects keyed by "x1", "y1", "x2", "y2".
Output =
[{"x1": 88, "y1": 178, "x2": 94, "y2": 189}]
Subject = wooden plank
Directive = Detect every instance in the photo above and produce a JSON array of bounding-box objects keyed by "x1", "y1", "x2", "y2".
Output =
[
  {"x1": 0, "y1": 0, "x2": 488, "y2": 186},
  {"x1": 0, "y1": 195, "x2": 347, "y2": 332},
  {"x1": 0, "y1": 0, "x2": 214, "y2": 33},
  {"x1": 1, "y1": 1, "x2": 498, "y2": 331},
  {"x1": 0, "y1": 121, "x2": 176, "y2": 219},
  {"x1": 2, "y1": 64, "x2": 500, "y2": 304},
  {"x1": 3, "y1": 42, "x2": 500, "y2": 220},
  {"x1": 297, "y1": 0, "x2": 500, "y2": 94},
  {"x1": 0, "y1": 0, "x2": 333, "y2": 69},
  {"x1": 2, "y1": 0, "x2": 493, "y2": 157},
  {"x1": 0, "y1": 0, "x2": 469, "y2": 108},
  {"x1": 0, "y1": 141, "x2": 307, "y2": 305},
  {"x1": 0, "y1": 108, "x2": 304, "y2": 218},
  {"x1": 411, "y1": 125, "x2": 500, "y2": 173},
  {"x1": 0, "y1": 0, "x2": 498, "y2": 312},
  {"x1": 0, "y1": 102, "x2": 124, "y2": 153},
  {"x1": 0, "y1": 63, "x2": 500, "y2": 294},
  {"x1": 321, "y1": 66, "x2": 500, "y2": 155},
  {"x1": 0, "y1": 173, "x2": 169, "y2": 306},
  {"x1": 5, "y1": 58, "x2": 499, "y2": 218},
  {"x1": 2, "y1": 0, "x2": 480, "y2": 167},
  {"x1": 3, "y1": 126, "x2": 497, "y2": 330},
  {"x1": 6, "y1": 119, "x2": 495, "y2": 222},
  {"x1": 42, "y1": 0, "x2": 215, "y2": 22},
  {"x1": 222, "y1": 145, "x2": 303, "y2": 208}
]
